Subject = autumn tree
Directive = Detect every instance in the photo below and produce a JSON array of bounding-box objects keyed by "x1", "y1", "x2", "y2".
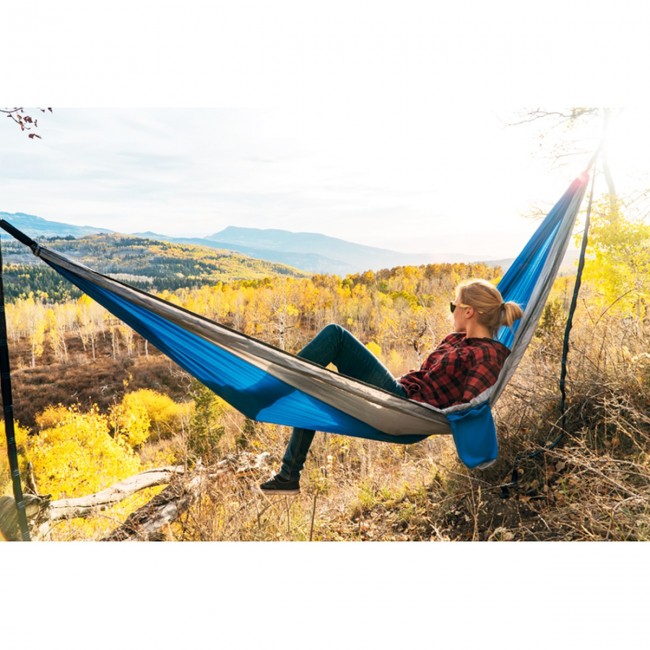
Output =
[
  {"x1": 74, "y1": 294, "x2": 106, "y2": 360},
  {"x1": 5, "y1": 295, "x2": 41, "y2": 366},
  {"x1": 580, "y1": 197, "x2": 650, "y2": 320},
  {"x1": 28, "y1": 404, "x2": 141, "y2": 499}
]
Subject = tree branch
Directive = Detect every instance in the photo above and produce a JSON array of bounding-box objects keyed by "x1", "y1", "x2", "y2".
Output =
[
  {"x1": 48, "y1": 466, "x2": 186, "y2": 520},
  {"x1": 2, "y1": 107, "x2": 52, "y2": 138},
  {"x1": 506, "y1": 107, "x2": 599, "y2": 127}
]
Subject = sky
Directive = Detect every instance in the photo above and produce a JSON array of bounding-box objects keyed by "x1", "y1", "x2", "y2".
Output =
[
  {"x1": 4, "y1": 105, "x2": 648, "y2": 261},
  {"x1": 0, "y1": 106, "x2": 579, "y2": 259},
  {"x1": 3, "y1": 0, "x2": 650, "y2": 641},
  {"x1": 3, "y1": 2, "x2": 649, "y2": 262}
]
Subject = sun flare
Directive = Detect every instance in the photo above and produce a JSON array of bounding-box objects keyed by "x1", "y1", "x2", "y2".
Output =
[{"x1": 602, "y1": 108, "x2": 649, "y2": 180}]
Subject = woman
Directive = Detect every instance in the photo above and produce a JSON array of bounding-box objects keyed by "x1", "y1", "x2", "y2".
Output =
[{"x1": 260, "y1": 279, "x2": 523, "y2": 495}]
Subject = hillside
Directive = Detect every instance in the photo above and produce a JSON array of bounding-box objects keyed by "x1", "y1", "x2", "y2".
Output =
[
  {"x1": 0, "y1": 210, "x2": 501, "y2": 275},
  {"x1": 137, "y1": 231, "x2": 354, "y2": 275},
  {"x1": 206, "y1": 225, "x2": 477, "y2": 270},
  {"x1": 0, "y1": 211, "x2": 111, "y2": 238},
  {"x1": 0, "y1": 232, "x2": 308, "y2": 300},
  {"x1": 140, "y1": 225, "x2": 487, "y2": 275}
]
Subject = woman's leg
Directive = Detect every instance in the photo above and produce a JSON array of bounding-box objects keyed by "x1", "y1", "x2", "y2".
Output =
[{"x1": 278, "y1": 324, "x2": 405, "y2": 481}]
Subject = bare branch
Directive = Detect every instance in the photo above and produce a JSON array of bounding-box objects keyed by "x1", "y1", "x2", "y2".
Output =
[
  {"x1": 505, "y1": 107, "x2": 599, "y2": 128},
  {"x1": 102, "y1": 469, "x2": 212, "y2": 541},
  {"x1": 2, "y1": 106, "x2": 52, "y2": 138}
]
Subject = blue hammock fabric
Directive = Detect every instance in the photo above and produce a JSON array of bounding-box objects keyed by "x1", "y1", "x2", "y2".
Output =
[{"x1": 0, "y1": 172, "x2": 588, "y2": 468}]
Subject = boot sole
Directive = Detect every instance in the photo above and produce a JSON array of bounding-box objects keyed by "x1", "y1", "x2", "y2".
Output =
[{"x1": 258, "y1": 487, "x2": 300, "y2": 496}]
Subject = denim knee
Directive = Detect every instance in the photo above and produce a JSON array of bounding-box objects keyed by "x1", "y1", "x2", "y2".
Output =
[{"x1": 322, "y1": 323, "x2": 345, "y2": 336}]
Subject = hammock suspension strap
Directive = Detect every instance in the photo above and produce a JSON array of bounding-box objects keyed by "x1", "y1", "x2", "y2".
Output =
[
  {"x1": 502, "y1": 155, "x2": 598, "y2": 494},
  {"x1": 0, "y1": 237, "x2": 31, "y2": 540}
]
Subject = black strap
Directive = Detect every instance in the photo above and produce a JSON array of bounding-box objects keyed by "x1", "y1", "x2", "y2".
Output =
[
  {"x1": 501, "y1": 159, "x2": 597, "y2": 496},
  {"x1": 558, "y1": 166, "x2": 597, "y2": 432},
  {"x1": 0, "y1": 237, "x2": 31, "y2": 540},
  {"x1": 0, "y1": 220, "x2": 40, "y2": 254}
]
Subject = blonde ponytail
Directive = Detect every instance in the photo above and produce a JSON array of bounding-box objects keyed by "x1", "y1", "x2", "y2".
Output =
[
  {"x1": 502, "y1": 301, "x2": 523, "y2": 329},
  {"x1": 456, "y1": 279, "x2": 523, "y2": 337}
]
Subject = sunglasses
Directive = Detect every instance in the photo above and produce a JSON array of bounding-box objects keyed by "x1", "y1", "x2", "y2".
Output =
[{"x1": 449, "y1": 301, "x2": 470, "y2": 313}]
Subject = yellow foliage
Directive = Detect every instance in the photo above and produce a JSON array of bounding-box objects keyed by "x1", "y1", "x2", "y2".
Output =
[
  {"x1": 580, "y1": 197, "x2": 650, "y2": 317},
  {"x1": 365, "y1": 341, "x2": 383, "y2": 361},
  {"x1": 0, "y1": 420, "x2": 31, "y2": 496},
  {"x1": 35, "y1": 404, "x2": 71, "y2": 429},
  {"x1": 387, "y1": 348, "x2": 408, "y2": 375},
  {"x1": 29, "y1": 405, "x2": 140, "y2": 499},
  {"x1": 112, "y1": 389, "x2": 193, "y2": 443},
  {"x1": 110, "y1": 395, "x2": 151, "y2": 448}
]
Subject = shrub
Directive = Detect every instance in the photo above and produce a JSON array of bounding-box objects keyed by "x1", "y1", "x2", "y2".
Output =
[
  {"x1": 110, "y1": 388, "x2": 192, "y2": 446},
  {"x1": 29, "y1": 404, "x2": 141, "y2": 499}
]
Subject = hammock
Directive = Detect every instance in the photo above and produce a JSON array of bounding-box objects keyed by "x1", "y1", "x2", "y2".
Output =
[{"x1": 0, "y1": 172, "x2": 589, "y2": 469}]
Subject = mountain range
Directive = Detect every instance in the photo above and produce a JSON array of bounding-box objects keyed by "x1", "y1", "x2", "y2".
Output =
[{"x1": 0, "y1": 211, "x2": 501, "y2": 275}]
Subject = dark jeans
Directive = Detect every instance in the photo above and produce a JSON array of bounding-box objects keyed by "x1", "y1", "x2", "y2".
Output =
[{"x1": 279, "y1": 323, "x2": 406, "y2": 481}]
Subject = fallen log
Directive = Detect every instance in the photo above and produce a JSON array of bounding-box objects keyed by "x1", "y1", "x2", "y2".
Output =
[
  {"x1": 49, "y1": 466, "x2": 185, "y2": 520},
  {"x1": 102, "y1": 470, "x2": 211, "y2": 541},
  {"x1": 103, "y1": 452, "x2": 271, "y2": 541},
  {"x1": 0, "y1": 452, "x2": 271, "y2": 541}
]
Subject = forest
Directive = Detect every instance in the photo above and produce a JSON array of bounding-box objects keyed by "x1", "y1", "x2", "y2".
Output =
[
  {"x1": 0, "y1": 232, "x2": 308, "y2": 301},
  {"x1": 0, "y1": 196, "x2": 649, "y2": 542}
]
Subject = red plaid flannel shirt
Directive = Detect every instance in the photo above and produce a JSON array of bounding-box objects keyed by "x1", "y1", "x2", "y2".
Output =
[{"x1": 398, "y1": 332, "x2": 510, "y2": 409}]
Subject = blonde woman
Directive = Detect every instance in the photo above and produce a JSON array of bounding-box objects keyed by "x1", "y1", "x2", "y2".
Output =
[{"x1": 261, "y1": 279, "x2": 523, "y2": 495}]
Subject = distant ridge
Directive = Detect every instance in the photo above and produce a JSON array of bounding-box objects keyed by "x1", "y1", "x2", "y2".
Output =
[
  {"x1": 0, "y1": 212, "x2": 112, "y2": 238},
  {"x1": 136, "y1": 225, "x2": 486, "y2": 275},
  {"x1": 0, "y1": 211, "x2": 512, "y2": 275}
]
